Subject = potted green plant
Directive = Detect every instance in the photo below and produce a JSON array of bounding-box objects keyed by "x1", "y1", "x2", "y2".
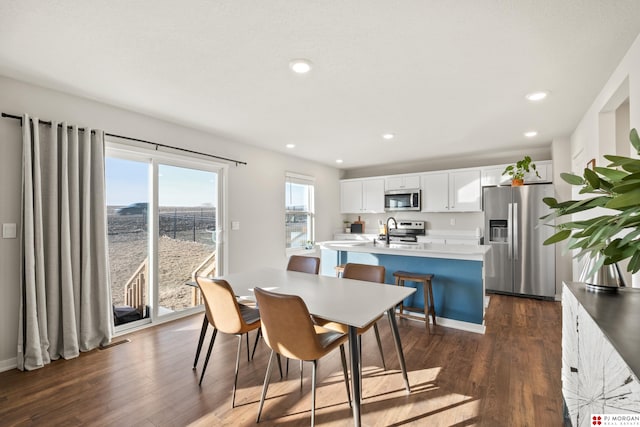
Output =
[
  {"x1": 541, "y1": 128, "x2": 640, "y2": 280},
  {"x1": 502, "y1": 155, "x2": 540, "y2": 186}
]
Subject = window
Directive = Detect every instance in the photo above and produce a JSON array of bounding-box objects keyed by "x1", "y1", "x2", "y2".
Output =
[{"x1": 285, "y1": 172, "x2": 314, "y2": 251}]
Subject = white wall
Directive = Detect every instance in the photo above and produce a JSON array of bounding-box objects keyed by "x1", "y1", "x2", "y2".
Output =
[
  {"x1": 570, "y1": 33, "x2": 640, "y2": 284},
  {"x1": 0, "y1": 76, "x2": 342, "y2": 369},
  {"x1": 551, "y1": 136, "x2": 573, "y2": 295}
]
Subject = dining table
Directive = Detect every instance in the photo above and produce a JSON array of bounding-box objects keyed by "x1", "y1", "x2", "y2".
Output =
[{"x1": 216, "y1": 266, "x2": 416, "y2": 427}]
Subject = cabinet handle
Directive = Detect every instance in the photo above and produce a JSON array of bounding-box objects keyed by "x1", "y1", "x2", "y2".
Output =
[{"x1": 570, "y1": 367, "x2": 578, "y2": 373}]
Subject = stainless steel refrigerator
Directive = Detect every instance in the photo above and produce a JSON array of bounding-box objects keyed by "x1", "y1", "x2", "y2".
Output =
[{"x1": 483, "y1": 184, "x2": 556, "y2": 298}]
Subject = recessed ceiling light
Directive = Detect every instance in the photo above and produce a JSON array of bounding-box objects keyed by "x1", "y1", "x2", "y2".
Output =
[
  {"x1": 382, "y1": 133, "x2": 395, "y2": 140},
  {"x1": 525, "y1": 91, "x2": 549, "y2": 102},
  {"x1": 524, "y1": 131, "x2": 538, "y2": 138},
  {"x1": 286, "y1": 143, "x2": 295, "y2": 149},
  {"x1": 335, "y1": 159, "x2": 343, "y2": 164},
  {"x1": 289, "y1": 59, "x2": 312, "y2": 74}
]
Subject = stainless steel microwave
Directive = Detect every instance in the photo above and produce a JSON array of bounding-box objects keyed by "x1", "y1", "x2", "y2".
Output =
[{"x1": 384, "y1": 189, "x2": 421, "y2": 211}]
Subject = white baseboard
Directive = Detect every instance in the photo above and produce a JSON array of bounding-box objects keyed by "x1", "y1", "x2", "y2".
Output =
[
  {"x1": 0, "y1": 357, "x2": 17, "y2": 372},
  {"x1": 398, "y1": 310, "x2": 486, "y2": 334}
]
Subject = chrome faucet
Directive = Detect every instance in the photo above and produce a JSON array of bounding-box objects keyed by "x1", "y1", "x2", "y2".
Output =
[{"x1": 386, "y1": 217, "x2": 398, "y2": 245}]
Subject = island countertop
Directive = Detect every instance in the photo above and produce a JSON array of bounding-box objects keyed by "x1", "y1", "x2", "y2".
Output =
[{"x1": 318, "y1": 240, "x2": 490, "y2": 261}]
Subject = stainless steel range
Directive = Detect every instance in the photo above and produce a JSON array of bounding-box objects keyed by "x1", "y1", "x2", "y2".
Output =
[{"x1": 381, "y1": 220, "x2": 425, "y2": 243}]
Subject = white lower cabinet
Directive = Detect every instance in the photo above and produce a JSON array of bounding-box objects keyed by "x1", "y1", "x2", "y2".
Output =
[{"x1": 562, "y1": 285, "x2": 640, "y2": 426}]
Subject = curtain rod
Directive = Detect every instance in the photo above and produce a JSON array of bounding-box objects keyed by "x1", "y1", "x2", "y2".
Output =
[{"x1": 1, "y1": 112, "x2": 247, "y2": 166}]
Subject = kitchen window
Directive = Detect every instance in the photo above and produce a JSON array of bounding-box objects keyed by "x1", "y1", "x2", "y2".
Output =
[{"x1": 285, "y1": 172, "x2": 315, "y2": 252}]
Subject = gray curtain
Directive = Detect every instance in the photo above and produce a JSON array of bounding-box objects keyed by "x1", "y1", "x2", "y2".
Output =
[{"x1": 17, "y1": 114, "x2": 113, "y2": 371}]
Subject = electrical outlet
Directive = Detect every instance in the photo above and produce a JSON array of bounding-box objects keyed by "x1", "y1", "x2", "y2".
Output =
[
  {"x1": 450, "y1": 218, "x2": 455, "y2": 226},
  {"x1": 231, "y1": 221, "x2": 240, "y2": 230}
]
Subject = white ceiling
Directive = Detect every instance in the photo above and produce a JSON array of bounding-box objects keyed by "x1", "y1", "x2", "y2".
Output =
[{"x1": 1, "y1": 1, "x2": 640, "y2": 170}]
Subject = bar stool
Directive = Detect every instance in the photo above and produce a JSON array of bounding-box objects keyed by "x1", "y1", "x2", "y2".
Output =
[
  {"x1": 335, "y1": 264, "x2": 346, "y2": 277},
  {"x1": 392, "y1": 271, "x2": 436, "y2": 330}
]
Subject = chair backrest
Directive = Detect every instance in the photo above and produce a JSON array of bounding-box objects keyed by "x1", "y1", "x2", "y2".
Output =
[
  {"x1": 254, "y1": 287, "x2": 325, "y2": 361},
  {"x1": 196, "y1": 277, "x2": 245, "y2": 334},
  {"x1": 286, "y1": 255, "x2": 320, "y2": 274},
  {"x1": 342, "y1": 263, "x2": 385, "y2": 283}
]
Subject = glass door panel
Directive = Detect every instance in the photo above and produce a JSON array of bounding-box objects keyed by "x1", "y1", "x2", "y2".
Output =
[
  {"x1": 105, "y1": 157, "x2": 150, "y2": 328},
  {"x1": 157, "y1": 164, "x2": 218, "y2": 315}
]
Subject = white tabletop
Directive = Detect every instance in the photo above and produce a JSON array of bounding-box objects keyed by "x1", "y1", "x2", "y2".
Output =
[{"x1": 218, "y1": 267, "x2": 415, "y2": 329}]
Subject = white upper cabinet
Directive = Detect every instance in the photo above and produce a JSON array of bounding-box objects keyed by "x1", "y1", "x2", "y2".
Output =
[
  {"x1": 421, "y1": 169, "x2": 481, "y2": 212},
  {"x1": 340, "y1": 178, "x2": 385, "y2": 213},
  {"x1": 481, "y1": 160, "x2": 553, "y2": 186},
  {"x1": 385, "y1": 174, "x2": 421, "y2": 190},
  {"x1": 421, "y1": 172, "x2": 449, "y2": 211}
]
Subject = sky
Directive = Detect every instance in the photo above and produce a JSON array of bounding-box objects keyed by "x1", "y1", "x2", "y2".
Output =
[{"x1": 105, "y1": 157, "x2": 218, "y2": 207}]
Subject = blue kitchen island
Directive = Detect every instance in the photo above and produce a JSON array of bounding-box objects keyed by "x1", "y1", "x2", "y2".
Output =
[{"x1": 319, "y1": 241, "x2": 490, "y2": 333}]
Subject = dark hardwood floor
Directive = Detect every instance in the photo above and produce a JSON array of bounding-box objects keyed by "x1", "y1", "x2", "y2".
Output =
[{"x1": 0, "y1": 294, "x2": 562, "y2": 426}]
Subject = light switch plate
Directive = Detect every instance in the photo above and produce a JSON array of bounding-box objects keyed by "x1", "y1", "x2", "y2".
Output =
[
  {"x1": 231, "y1": 221, "x2": 240, "y2": 231},
  {"x1": 2, "y1": 223, "x2": 17, "y2": 239}
]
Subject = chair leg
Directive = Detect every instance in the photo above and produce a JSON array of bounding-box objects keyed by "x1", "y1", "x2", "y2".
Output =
[
  {"x1": 251, "y1": 329, "x2": 261, "y2": 360},
  {"x1": 232, "y1": 334, "x2": 243, "y2": 408},
  {"x1": 311, "y1": 360, "x2": 318, "y2": 427},
  {"x1": 286, "y1": 358, "x2": 289, "y2": 376},
  {"x1": 300, "y1": 360, "x2": 304, "y2": 390},
  {"x1": 199, "y1": 328, "x2": 218, "y2": 386},
  {"x1": 276, "y1": 354, "x2": 283, "y2": 379},
  {"x1": 373, "y1": 322, "x2": 387, "y2": 370},
  {"x1": 257, "y1": 350, "x2": 276, "y2": 423},
  {"x1": 339, "y1": 344, "x2": 352, "y2": 408},
  {"x1": 246, "y1": 332, "x2": 250, "y2": 362},
  {"x1": 358, "y1": 335, "x2": 363, "y2": 401},
  {"x1": 193, "y1": 315, "x2": 209, "y2": 369}
]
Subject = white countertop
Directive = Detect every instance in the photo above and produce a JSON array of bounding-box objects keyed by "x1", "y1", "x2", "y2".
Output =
[{"x1": 319, "y1": 240, "x2": 490, "y2": 261}]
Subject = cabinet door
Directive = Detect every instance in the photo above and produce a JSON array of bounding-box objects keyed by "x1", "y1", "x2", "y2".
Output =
[
  {"x1": 362, "y1": 179, "x2": 384, "y2": 213},
  {"x1": 602, "y1": 335, "x2": 640, "y2": 414},
  {"x1": 403, "y1": 175, "x2": 421, "y2": 189},
  {"x1": 385, "y1": 175, "x2": 420, "y2": 190},
  {"x1": 449, "y1": 170, "x2": 481, "y2": 211},
  {"x1": 562, "y1": 286, "x2": 580, "y2": 426},
  {"x1": 524, "y1": 161, "x2": 553, "y2": 183},
  {"x1": 481, "y1": 166, "x2": 510, "y2": 186},
  {"x1": 577, "y1": 304, "x2": 605, "y2": 424},
  {"x1": 340, "y1": 181, "x2": 363, "y2": 213},
  {"x1": 421, "y1": 173, "x2": 449, "y2": 212}
]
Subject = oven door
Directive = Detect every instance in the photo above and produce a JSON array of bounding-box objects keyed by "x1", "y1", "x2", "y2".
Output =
[{"x1": 384, "y1": 190, "x2": 421, "y2": 211}]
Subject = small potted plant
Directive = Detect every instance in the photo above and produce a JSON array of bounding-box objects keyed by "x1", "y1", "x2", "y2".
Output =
[{"x1": 502, "y1": 155, "x2": 540, "y2": 186}]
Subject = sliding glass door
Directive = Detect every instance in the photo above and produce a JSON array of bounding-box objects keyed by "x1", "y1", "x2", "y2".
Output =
[
  {"x1": 106, "y1": 145, "x2": 223, "y2": 330},
  {"x1": 157, "y1": 163, "x2": 218, "y2": 316}
]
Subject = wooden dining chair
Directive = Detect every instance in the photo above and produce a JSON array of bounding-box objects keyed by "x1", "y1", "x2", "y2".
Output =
[
  {"x1": 286, "y1": 255, "x2": 320, "y2": 274},
  {"x1": 195, "y1": 277, "x2": 262, "y2": 408},
  {"x1": 254, "y1": 287, "x2": 351, "y2": 426},
  {"x1": 313, "y1": 263, "x2": 387, "y2": 375}
]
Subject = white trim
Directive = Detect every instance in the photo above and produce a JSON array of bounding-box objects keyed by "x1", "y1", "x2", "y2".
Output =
[
  {"x1": 0, "y1": 357, "x2": 17, "y2": 373},
  {"x1": 399, "y1": 310, "x2": 486, "y2": 334}
]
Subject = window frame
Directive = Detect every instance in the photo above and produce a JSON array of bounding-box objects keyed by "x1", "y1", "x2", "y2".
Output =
[
  {"x1": 106, "y1": 140, "x2": 228, "y2": 334},
  {"x1": 285, "y1": 172, "x2": 315, "y2": 255}
]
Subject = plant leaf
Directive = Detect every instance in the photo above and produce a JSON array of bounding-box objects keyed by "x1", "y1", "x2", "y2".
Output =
[
  {"x1": 605, "y1": 188, "x2": 640, "y2": 209},
  {"x1": 584, "y1": 168, "x2": 600, "y2": 189},
  {"x1": 611, "y1": 179, "x2": 640, "y2": 194},
  {"x1": 543, "y1": 229, "x2": 571, "y2": 245},
  {"x1": 561, "y1": 173, "x2": 584, "y2": 185},
  {"x1": 594, "y1": 166, "x2": 628, "y2": 182},
  {"x1": 630, "y1": 128, "x2": 640, "y2": 153}
]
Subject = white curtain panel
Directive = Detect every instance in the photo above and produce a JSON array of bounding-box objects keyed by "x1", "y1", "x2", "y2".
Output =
[{"x1": 17, "y1": 114, "x2": 113, "y2": 371}]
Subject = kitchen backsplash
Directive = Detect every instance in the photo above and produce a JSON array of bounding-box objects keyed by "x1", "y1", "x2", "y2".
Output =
[{"x1": 340, "y1": 212, "x2": 484, "y2": 236}]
